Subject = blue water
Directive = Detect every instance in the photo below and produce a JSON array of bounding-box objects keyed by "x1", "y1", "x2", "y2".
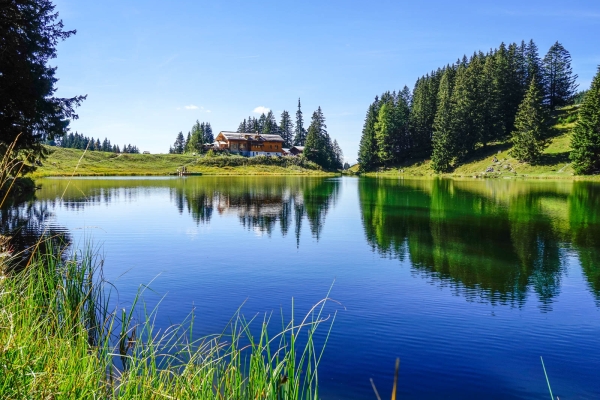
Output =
[{"x1": 26, "y1": 176, "x2": 600, "y2": 399}]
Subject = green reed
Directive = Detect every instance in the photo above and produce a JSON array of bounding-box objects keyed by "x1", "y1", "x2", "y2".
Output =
[{"x1": 0, "y1": 240, "x2": 334, "y2": 399}]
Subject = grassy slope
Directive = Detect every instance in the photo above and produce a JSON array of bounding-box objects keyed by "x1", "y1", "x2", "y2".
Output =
[
  {"x1": 363, "y1": 106, "x2": 599, "y2": 180},
  {"x1": 31, "y1": 147, "x2": 333, "y2": 177}
]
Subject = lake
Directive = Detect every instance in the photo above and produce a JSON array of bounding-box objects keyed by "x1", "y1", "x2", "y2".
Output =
[{"x1": 12, "y1": 176, "x2": 600, "y2": 399}]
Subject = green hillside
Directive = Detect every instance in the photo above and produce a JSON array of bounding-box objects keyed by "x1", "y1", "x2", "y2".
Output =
[
  {"x1": 362, "y1": 106, "x2": 597, "y2": 180},
  {"x1": 30, "y1": 147, "x2": 332, "y2": 177}
]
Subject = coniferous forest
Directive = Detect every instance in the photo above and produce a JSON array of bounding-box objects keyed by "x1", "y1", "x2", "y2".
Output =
[
  {"x1": 357, "y1": 40, "x2": 595, "y2": 173},
  {"x1": 57, "y1": 132, "x2": 140, "y2": 154}
]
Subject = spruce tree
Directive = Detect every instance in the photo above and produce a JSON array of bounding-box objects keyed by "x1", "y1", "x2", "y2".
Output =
[
  {"x1": 279, "y1": 111, "x2": 294, "y2": 147},
  {"x1": 187, "y1": 121, "x2": 204, "y2": 153},
  {"x1": 173, "y1": 131, "x2": 185, "y2": 154},
  {"x1": 304, "y1": 107, "x2": 332, "y2": 168},
  {"x1": 431, "y1": 70, "x2": 455, "y2": 172},
  {"x1": 358, "y1": 101, "x2": 380, "y2": 171},
  {"x1": 510, "y1": 77, "x2": 549, "y2": 163},
  {"x1": 262, "y1": 111, "x2": 277, "y2": 135},
  {"x1": 185, "y1": 132, "x2": 191, "y2": 151},
  {"x1": 524, "y1": 39, "x2": 544, "y2": 92},
  {"x1": 332, "y1": 139, "x2": 343, "y2": 169},
  {"x1": 571, "y1": 66, "x2": 600, "y2": 174},
  {"x1": 293, "y1": 98, "x2": 307, "y2": 146},
  {"x1": 204, "y1": 123, "x2": 213, "y2": 143},
  {"x1": 374, "y1": 101, "x2": 396, "y2": 166},
  {"x1": 238, "y1": 119, "x2": 247, "y2": 133},
  {"x1": 543, "y1": 42, "x2": 578, "y2": 109}
]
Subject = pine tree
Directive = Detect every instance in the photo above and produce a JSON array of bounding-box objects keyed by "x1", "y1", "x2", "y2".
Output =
[
  {"x1": 431, "y1": 70, "x2": 456, "y2": 172},
  {"x1": 293, "y1": 98, "x2": 307, "y2": 146},
  {"x1": 358, "y1": 101, "x2": 380, "y2": 171},
  {"x1": 304, "y1": 107, "x2": 332, "y2": 168},
  {"x1": 510, "y1": 77, "x2": 549, "y2": 163},
  {"x1": 571, "y1": 66, "x2": 600, "y2": 174},
  {"x1": 187, "y1": 120, "x2": 204, "y2": 153},
  {"x1": 173, "y1": 131, "x2": 185, "y2": 154},
  {"x1": 543, "y1": 42, "x2": 578, "y2": 109},
  {"x1": 524, "y1": 39, "x2": 544, "y2": 92},
  {"x1": 374, "y1": 101, "x2": 395, "y2": 166},
  {"x1": 204, "y1": 123, "x2": 214, "y2": 143},
  {"x1": 332, "y1": 139, "x2": 343, "y2": 169},
  {"x1": 449, "y1": 62, "x2": 479, "y2": 161},
  {"x1": 279, "y1": 111, "x2": 294, "y2": 148},
  {"x1": 185, "y1": 132, "x2": 191, "y2": 151},
  {"x1": 262, "y1": 111, "x2": 277, "y2": 135},
  {"x1": 238, "y1": 119, "x2": 247, "y2": 133}
]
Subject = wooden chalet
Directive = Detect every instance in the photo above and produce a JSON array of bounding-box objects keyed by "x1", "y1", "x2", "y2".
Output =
[{"x1": 215, "y1": 132, "x2": 285, "y2": 157}]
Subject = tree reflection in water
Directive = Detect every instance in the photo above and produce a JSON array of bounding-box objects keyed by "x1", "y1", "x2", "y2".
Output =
[
  {"x1": 359, "y1": 178, "x2": 600, "y2": 308},
  {"x1": 1, "y1": 199, "x2": 70, "y2": 270}
]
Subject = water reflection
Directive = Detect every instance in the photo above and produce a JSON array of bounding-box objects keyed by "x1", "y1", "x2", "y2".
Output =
[
  {"x1": 359, "y1": 178, "x2": 600, "y2": 306},
  {"x1": 170, "y1": 178, "x2": 340, "y2": 243},
  {"x1": 36, "y1": 177, "x2": 340, "y2": 247},
  {"x1": 1, "y1": 199, "x2": 70, "y2": 268}
]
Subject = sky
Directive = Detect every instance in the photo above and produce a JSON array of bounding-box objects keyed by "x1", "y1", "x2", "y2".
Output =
[{"x1": 52, "y1": 0, "x2": 600, "y2": 163}]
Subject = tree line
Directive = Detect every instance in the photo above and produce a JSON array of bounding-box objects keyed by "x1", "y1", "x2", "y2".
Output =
[
  {"x1": 358, "y1": 40, "x2": 581, "y2": 172},
  {"x1": 236, "y1": 99, "x2": 343, "y2": 170},
  {"x1": 236, "y1": 99, "x2": 307, "y2": 148},
  {"x1": 57, "y1": 132, "x2": 140, "y2": 154},
  {"x1": 169, "y1": 121, "x2": 214, "y2": 154}
]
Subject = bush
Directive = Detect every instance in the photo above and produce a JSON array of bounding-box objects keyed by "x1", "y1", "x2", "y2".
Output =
[{"x1": 195, "y1": 154, "x2": 322, "y2": 170}]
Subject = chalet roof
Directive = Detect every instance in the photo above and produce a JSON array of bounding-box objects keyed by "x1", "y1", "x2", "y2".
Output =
[
  {"x1": 291, "y1": 146, "x2": 305, "y2": 151},
  {"x1": 217, "y1": 131, "x2": 285, "y2": 142},
  {"x1": 259, "y1": 134, "x2": 285, "y2": 142}
]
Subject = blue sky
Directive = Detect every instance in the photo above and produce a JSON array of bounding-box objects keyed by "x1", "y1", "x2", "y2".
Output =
[{"x1": 53, "y1": 0, "x2": 600, "y2": 162}]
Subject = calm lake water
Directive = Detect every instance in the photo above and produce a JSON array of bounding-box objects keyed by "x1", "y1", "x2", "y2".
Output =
[{"x1": 13, "y1": 176, "x2": 600, "y2": 399}]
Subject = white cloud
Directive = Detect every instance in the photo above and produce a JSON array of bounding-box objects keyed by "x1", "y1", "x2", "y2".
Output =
[
  {"x1": 253, "y1": 106, "x2": 270, "y2": 114},
  {"x1": 184, "y1": 105, "x2": 199, "y2": 110}
]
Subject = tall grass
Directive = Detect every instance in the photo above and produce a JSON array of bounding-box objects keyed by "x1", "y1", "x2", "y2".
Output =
[{"x1": 0, "y1": 240, "x2": 334, "y2": 399}]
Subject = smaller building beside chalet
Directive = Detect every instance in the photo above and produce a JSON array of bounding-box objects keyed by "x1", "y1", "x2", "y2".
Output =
[
  {"x1": 289, "y1": 146, "x2": 305, "y2": 156},
  {"x1": 215, "y1": 131, "x2": 285, "y2": 157}
]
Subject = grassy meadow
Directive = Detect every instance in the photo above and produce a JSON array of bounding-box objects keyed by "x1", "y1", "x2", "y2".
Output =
[
  {"x1": 358, "y1": 106, "x2": 599, "y2": 180},
  {"x1": 31, "y1": 147, "x2": 334, "y2": 178}
]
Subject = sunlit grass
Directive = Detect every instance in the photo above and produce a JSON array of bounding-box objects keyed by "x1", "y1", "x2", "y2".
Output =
[
  {"x1": 0, "y1": 240, "x2": 334, "y2": 399},
  {"x1": 31, "y1": 147, "x2": 334, "y2": 178}
]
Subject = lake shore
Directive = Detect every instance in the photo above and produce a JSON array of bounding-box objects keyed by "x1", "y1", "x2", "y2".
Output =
[{"x1": 31, "y1": 146, "x2": 336, "y2": 178}]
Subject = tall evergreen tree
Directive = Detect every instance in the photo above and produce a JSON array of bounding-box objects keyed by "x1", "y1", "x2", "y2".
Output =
[
  {"x1": 304, "y1": 107, "x2": 332, "y2": 168},
  {"x1": 185, "y1": 132, "x2": 191, "y2": 150},
  {"x1": 510, "y1": 77, "x2": 549, "y2": 163},
  {"x1": 332, "y1": 139, "x2": 343, "y2": 169},
  {"x1": 543, "y1": 42, "x2": 578, "y2": 109},
  {"x1": 0, "y1": 0, "x2": 86, "y2": 159},
  {"x1": 374, "y1": 101, "x2": 396, "y2": 166},
  {"x1": 524, "y1": 39, "x2": 544, "y2": 92},
  {"x1": 571, "y1": 66, "x2": 600, "y2": 174},
  {"x1": 279, "y1": 111, "x2": 294, "y2": 148},
  {"x1": 431, "y1": 70, "x2": 456, "y2": 172},
  {"x1": 238, "y1": 119, "x2": 247, "y2": 133},
  {"x1": 293, "y1": 98, "x2": 307, "y2": 146},
  {"x1": 358, "y1": 100, "x2": 380, "y2": 171},
  {"x1": 173, "y1": 131, "x2": 185, "y2": 154},
  {"x1": 204, "y1": 123, "x2": 214, "y2": 143},
  {"x1": 262, "y1": 110, "x2": 277, "y2": 135},
  {"x1": 187, "y1": 120, "x2": 204, "y2": 153}
]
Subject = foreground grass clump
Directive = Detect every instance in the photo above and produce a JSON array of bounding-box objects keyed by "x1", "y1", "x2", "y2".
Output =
[
  {"x1": 32, "y1": 147, "x2": 332, "y2": 177},
  {"x1": 0, "y1": 242, "x2": 333, "y2": 399}
]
